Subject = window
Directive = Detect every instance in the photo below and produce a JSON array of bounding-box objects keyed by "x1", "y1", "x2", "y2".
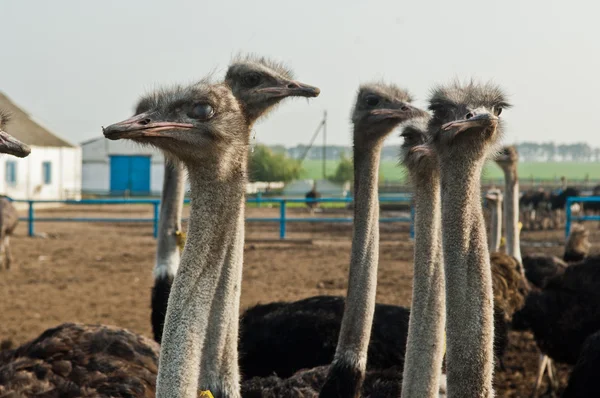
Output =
[
  {"x1": 42, "y1": 161, "x2": 52, "y2": 184},
  {"x1": 5, "y1": 161, "x2": 16, "y2": 185}
]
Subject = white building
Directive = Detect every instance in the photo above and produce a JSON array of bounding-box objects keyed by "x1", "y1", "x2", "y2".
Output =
[
  {"x1": 81, "y1": 137, "x2": 176, "y2": 196},
  {"x1": 0, "y1": 92, "x2": 81, "y2": 200}
]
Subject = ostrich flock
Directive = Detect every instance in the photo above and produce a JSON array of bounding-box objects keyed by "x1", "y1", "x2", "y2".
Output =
[{"x1": 0, "y1": 54, "x2": 599, "y2": 398}]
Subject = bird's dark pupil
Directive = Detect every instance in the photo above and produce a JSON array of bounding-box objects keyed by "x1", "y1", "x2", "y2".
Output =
[
  {"x1": 366, "y1": 96, "x2": 379, "y2": 106},
  {"x1": 191, "y1": 104, "x2": 213, "y2": 119},
  {"x1": 496, "y1": 107, "x2": 503, "y2": 116},
  {"x1": 244, "y1": 74, "x2": 261, "y2": 87}
]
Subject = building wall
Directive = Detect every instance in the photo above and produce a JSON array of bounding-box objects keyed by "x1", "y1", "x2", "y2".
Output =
[
  {"x1": 82, "y1": 137, "x2": 166, "y2": 195},
  {"x1": 0, "y1": 146, "x2": 82, "y2": 200}
]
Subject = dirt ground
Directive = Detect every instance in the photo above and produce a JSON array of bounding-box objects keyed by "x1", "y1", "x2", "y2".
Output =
[{"x1": 0, "y1": 203, "x2": 597, "y2": 396}]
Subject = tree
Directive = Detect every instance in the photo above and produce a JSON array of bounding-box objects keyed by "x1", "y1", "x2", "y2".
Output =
[
  {"x1": 249, "y1": 145, "x2": 302, "y2": 182},
  {"x1": 329, "y1": 153, "x2": 353, "y2": 183}
]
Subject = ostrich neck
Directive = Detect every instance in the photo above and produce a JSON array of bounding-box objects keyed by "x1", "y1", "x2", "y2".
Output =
[
  {"x1": 156, "y1": 164, "x2": 246, "y2": 398},
  {"x1": 401, "y1": 167, "x2": 446, "y2": 398},
  {"x1": 440, "y1": 156, "x2": 494, "y2": 398},
  {"x1": 489, "y1": 199, "x2": 502, "y2": 253},
  {"x1": 502, "y1": 167, "x2": 521, "y2": 263},
  {"x1": 154, "y1": 161, "x2": 186, "y2": 279},
  {"x1": 333, "y1": 139, "x2": 382, "y2": 370}
]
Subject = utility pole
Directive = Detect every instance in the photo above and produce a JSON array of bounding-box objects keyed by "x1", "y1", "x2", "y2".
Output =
[{"x1": 322, "y1": 110, "x2": 327, "y2": 179}]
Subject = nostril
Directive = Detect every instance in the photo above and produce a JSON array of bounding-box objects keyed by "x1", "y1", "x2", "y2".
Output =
[
  {"x1": 465, "y1": 112, "x2": 474, "y2": 120},
  {"x1": 401, "y1": 106, "x2": 410, "y2": 111},
  {"x1": 287, "y1": 81, "x2": 300, "y2": 89},
  {"x1": 139, "y1": 118, "x2": 151, "y2": 125}
]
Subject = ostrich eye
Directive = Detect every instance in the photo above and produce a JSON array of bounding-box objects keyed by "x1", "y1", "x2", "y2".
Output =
[
  {"x1": 365, "y1": 95, "x2": 380, "y2": 107},
  {"x1": 495, "y1": 107, "x2": 503, "y2": 116},
  {"x1": 189, "y1": 104, "x2": 214, "y2": 120},
  {"x1": 243, "y1": 73, "x2": 261, "y2": 88}
]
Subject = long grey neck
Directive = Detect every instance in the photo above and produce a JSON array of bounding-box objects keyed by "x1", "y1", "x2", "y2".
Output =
[
  {"x1": 489, "y1": 198, "x2": 502, "y2": 253},
  {"x1": 332, "y1": 139, "x2": 383, "y2": 374},
  {"x1": 401, "y1": 166, "x2": 446, "y2": 398},
  {"x1": 503, "y1": 167, "x2": 521, "y2": 263},
  {"x1": 156, "y1": 164, "x2": 246, "y2": 398},
  {"x1": 440, "y1": 156, "x2": 495, "y2": 398},
  {"x1": 154, "y1": 161, "x2": 186, "y2": 279}
]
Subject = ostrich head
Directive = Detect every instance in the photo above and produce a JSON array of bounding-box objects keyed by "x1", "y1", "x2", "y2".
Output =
[
  {"x1": 400, "y1": 116, "x2": 435, "y2": 173},
  {"x1": 485, "y1": 188, "x2": 503, "y2": 204},
  {"x1": 225, "y1": 54, "x2": 320, "y2": 122},
  {"x1": 0, "y1": 110, "x2": 31, "y2": 158},
  {"x1": 429, "y1": 81, "x2": 510, "y2": 158},
  {"x1": 352, "y1": 82, "x2": 427, "y2": 146},
  {"x1": 495, "y1": 145, "x2": 519, "y2": 172},
  {"x1": 103, "y1": 81, "x2": 248, "y2": 170}
]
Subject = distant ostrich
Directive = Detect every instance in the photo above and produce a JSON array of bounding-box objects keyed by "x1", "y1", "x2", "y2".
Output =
[
  {"x1": 0, "y1": 196, "x2": 19, "y2": 271},
  {"x1": 513, "y1": 257, "x2": 600, "y2": 396},
  {"x1": 305, "y1": 182, "x2": 321, "y2": 213},
  {"x1": 429, "y1": 80, "x2": 510, "y2": 396},
  {"x1": 562, "y1": 329, "x2": 600, "y2": 398},
  {"x1": 522, "y1": 223, "x2": 590, "y2": 289},
  {"x1": 486, "y1": 189, "x2": 503, "y2": 253},
  {"x1": 520, "y1": 189, "x2": 550, "y2": 230},
  {"x1": 0, "y1": 111, "x2": 31, "y2": 270},
  {"x1": 148, "y1": 54, "x2": 322, "y2": 344}
]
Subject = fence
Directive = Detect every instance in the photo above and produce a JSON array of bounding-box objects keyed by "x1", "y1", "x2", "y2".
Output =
[
  {"x1": 13, "y1": 196, "x2": 414, "y2": 240},
  {"x1": 565, "y1": 196, "x2": 600, "y2": 238}
]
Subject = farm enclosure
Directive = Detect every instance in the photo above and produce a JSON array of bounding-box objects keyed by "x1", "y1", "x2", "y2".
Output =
[{"x1": 1, "y1": 204, "x2": 596, "y2": 396}]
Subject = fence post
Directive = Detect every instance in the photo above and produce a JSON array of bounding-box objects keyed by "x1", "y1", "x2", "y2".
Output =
[
  {"x1": 279, "y1": 200, "x2": 286, "y2": 239},
  {"x1": 153, "y1": 202, "x2": 160, "y2": 238},
  {"x1": 565, "y1": 197, "x2": 572, "y2": 239},
  {"x1": 28, "y1": 200, "x2": 34, "y2": 237},
  {"x1": 409, "y1": 203, "x2": 415, "y2": 240},
  {"x1": 256, "y1": 192, "x2": 262, "y2": 208}
]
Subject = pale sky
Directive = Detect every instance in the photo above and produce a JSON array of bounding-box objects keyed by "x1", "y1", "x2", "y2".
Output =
[{"x1": 1, "y1": 0, "x2": 599, "y2": 148}]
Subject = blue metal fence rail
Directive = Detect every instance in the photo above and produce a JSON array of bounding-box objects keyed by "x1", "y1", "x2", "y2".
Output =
[
  {"x1": 565, "y1": 196, "x2": 600, "y2": 238},
  {"x1": 14, "y1": 196, "x2": 413, "y2": 240}
]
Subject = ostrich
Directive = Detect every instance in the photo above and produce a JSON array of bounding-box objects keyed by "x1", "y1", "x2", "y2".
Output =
[
  {"x1": 150, "y1": 161, "x2": 186, "y2": 343},
  {"x1": 238, "y1": 295, "x2": 410, "y2": 379},
  {"x1": 429, "y1": 80, "x2": 510, "y2": 397},
  {"x1": 398, "y1": 116, "x2": 446, "y2": 398},
  {"x1": 0, "y1": 196, "x2": 20, "y2": 271},
  {"x1": 104, "y1": 78, "x2": 319, "y2": 397},
  {"x1": 522, "y1": 223, "x2": 590, "y2": 290},
  {"x1": 486, "y1": 189, "x2": 503, "y2": 253},
  {"x1": 512, "y1": 256, "x2": 600, "y2": 396},
  {"x1": 318, "y1": 82, "x2": 428, "y2": 398},
  {"x1": 128, "y1": 92, "x2": 189, "y2": 344},
  {"x1": 0, "y1": 111, "x2": 31, "y2": 270},
  {"x1": 562, "y1": 329, "x2": 600, "y2": 398},
  {"x1": 495, "y1": 145, "x2": 523, "y2": 264},
  {"x1": 148, "y1": 54, "x2": 322, "y2": 343},
  {"x1": 0, "y1": 323, "x2": 161, "y2": 396},
  {"x1": 305, "y1": 182, "x2": 321, "y2": 213}
]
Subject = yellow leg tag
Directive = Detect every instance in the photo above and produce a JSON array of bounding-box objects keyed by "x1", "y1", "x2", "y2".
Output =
[
  {"x1": 175, "y1": 230, "x2": 187, "y2": 252},
  {"x1": 199, "y1": 391, "x2": 214, "y2": 398}
]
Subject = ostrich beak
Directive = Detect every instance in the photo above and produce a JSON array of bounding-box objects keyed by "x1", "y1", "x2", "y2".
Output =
[
  {"x1": 257, "y1": 81, "x2": 320, "y2": 98},
  {"x1": 103, "y1": 112, "x2": 194, "y2": 140},
  {"x1": 0, "y1": 129, "x2": 31, "y2": 158},
  {"x1": 372, "y1": 103, "x2": 428, "y2": 122},
  {"x1": 442, "y1": 112, "x2": 498, "y2": 133}
]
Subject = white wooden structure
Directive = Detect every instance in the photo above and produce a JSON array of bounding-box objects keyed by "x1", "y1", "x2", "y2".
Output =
[{"x1": 0, "y1": 92, "x2": 81, "y2": 200}]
